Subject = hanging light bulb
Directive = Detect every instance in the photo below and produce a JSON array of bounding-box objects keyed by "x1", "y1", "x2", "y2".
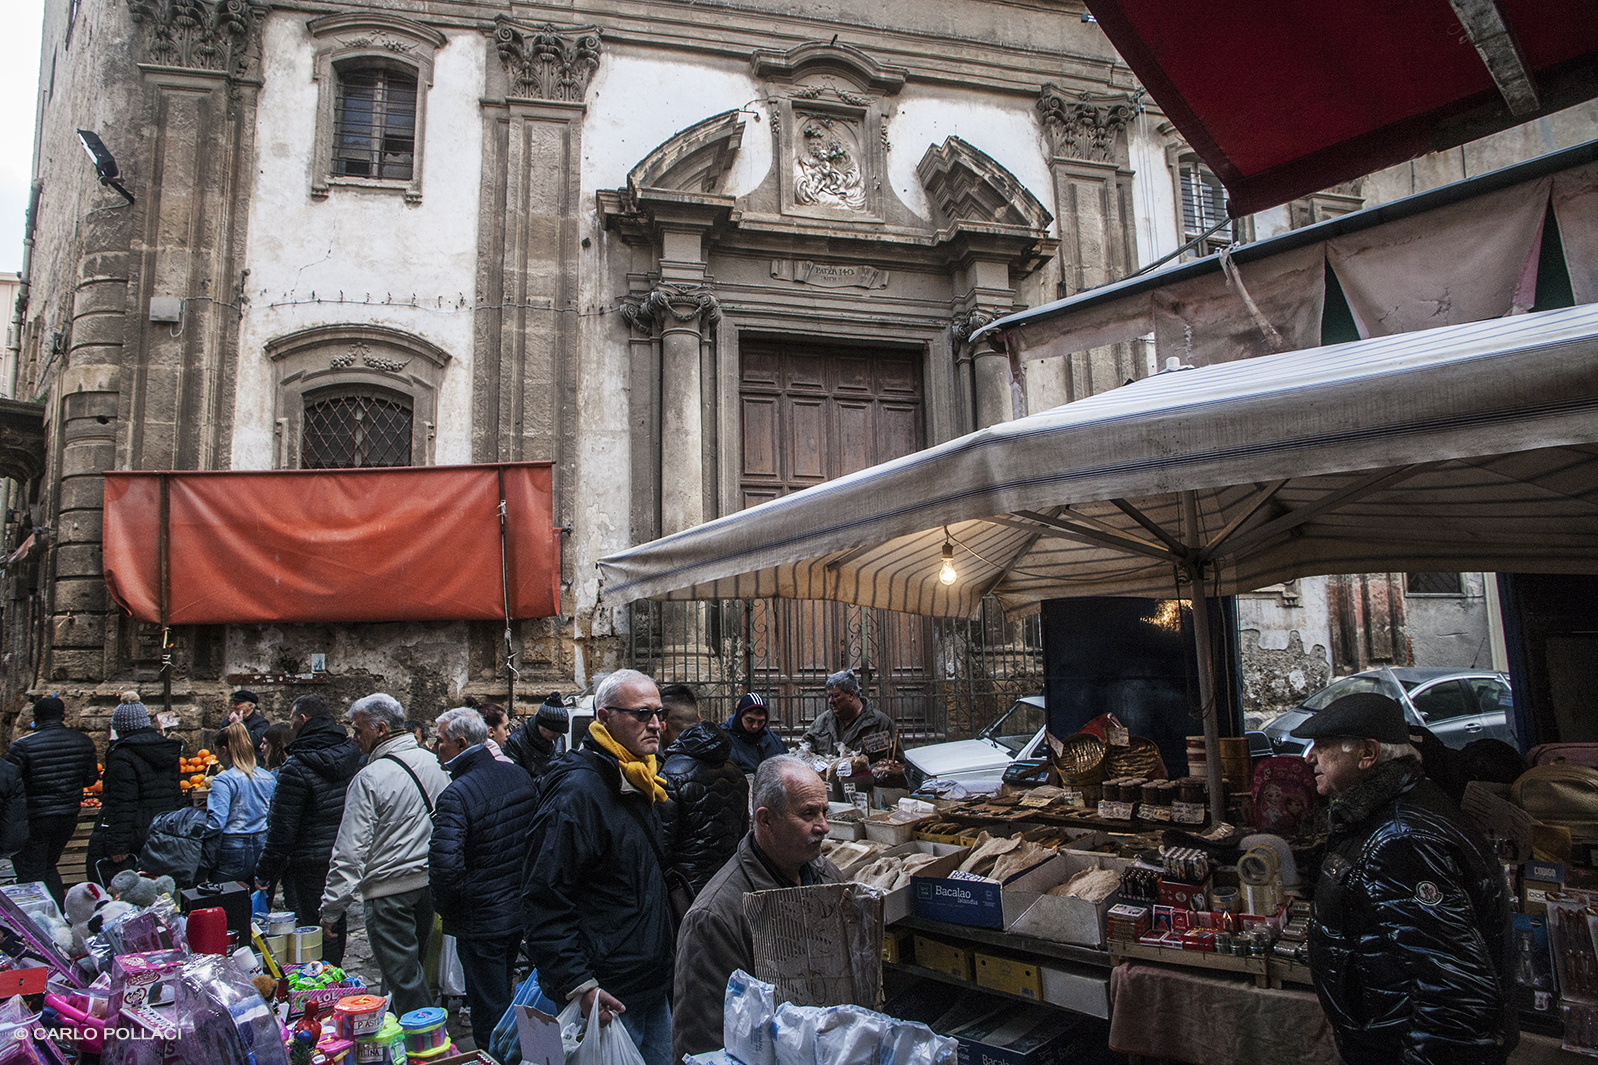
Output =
[{"x1": 938, "y1": 534, "x2": 957, "y2": 586}]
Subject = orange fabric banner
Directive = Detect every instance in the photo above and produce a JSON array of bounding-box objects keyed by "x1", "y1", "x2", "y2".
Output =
[{"x1": 102, "y1": 464, "x2": 560, "y2": 625}]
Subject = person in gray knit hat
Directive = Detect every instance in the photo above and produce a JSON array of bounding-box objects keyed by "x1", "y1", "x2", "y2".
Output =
[{"x1": 84, "y1": 698, "x2": 182, "y2": 885}]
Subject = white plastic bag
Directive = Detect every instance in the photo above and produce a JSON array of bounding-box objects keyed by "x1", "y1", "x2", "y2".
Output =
[
  {"x1": 724, "y1": 969, "x2": 776, "y2": 1065},
  {"x1": 773, "y1": 1002, "x2": 824, "y2": 1065},
  {"x1": 439, "y1": 934, "x2": 466, "y2": 997},
  {"x1": 569, "y1": 994, "x2": 646, "y2": 1065}
]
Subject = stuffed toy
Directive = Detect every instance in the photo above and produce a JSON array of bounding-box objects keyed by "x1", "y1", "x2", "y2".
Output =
[
  {"x1": 62, "y1": 882, "x2": 135, "y2": 957},
  {"x1": 109, "y1": 869, "x2": 177, "y2": 908}
]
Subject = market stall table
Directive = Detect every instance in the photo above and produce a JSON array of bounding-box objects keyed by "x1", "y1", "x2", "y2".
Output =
[{"x1": 1108, "y1": 960, "x2": 1340, "y2": 1065}]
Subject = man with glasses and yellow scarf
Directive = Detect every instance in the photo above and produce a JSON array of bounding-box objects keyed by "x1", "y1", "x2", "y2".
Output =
[{"x1": 523, "y1": 669, "x2": 677, "y2": 1065}]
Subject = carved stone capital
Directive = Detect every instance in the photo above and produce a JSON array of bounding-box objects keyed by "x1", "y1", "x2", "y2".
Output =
[
  {"x1": 1037, "y1": 85, "x2": 1140, "y2": 163},
  {"x1": 950, "y1": 309, "x2": 996, "y2": 347},
  {"x1": 490, "y1": 18, "x2": 601, "y2": 102},
  {"x1": 622, "y1": 284, "x2": 722, "y2": 335},
  {"x1": 125, "y1": 0, "x2": 266, "y2": 78}
]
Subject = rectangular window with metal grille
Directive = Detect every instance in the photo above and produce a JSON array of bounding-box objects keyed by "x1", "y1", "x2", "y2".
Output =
[
  {"x1": 1406, "y1": 572, "x2": 1464, "y2": 596},
  {"x1": 302, "y1": 393, "x2": 412, "y2": 469},
  {"x1": 1180, "y1": 157, "x2": 1233, "y2": 255},
  {"x1": 332, "y1": 67, "x2": 417, "y2": 181}
]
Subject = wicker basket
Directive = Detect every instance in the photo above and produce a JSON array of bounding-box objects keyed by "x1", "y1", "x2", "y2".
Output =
[
  {"x1": 1105, "y1": 736, "x2": 1163, "y2": 780},
  {"x1": 1047, "y1": 731, "x2": 1107, "y2": 785}
]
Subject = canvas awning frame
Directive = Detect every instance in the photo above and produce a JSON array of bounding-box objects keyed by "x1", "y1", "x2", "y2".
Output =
[{"x1": 970, "y1": 138, "x2": 1598, "y2": 371}]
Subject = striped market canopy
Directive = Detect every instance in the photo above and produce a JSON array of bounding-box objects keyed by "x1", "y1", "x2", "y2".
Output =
[{"x1": 598, "y1": 303, "x2": 1598, "y2": 618}]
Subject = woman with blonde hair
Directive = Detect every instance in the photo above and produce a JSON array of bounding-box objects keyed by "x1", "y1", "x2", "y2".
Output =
[{"x1": 207, "y1": 722, "x2": 277, "y2": 881}]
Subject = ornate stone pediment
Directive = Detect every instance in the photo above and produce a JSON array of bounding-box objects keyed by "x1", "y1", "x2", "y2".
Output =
[
  {"x1": 490, "y1": 18, "x2": 601, "y2": 103},
  {"x1": 750, "y1": 41, "x2": 906, "y2": 97},
  {"x1": 125, "y1": 0, "x2": 266, "y2": 78},
  {"x1": 1037, "y1": 85, "x2": 1140, "y2": 163},
  {"x1": 626, "y1": 111, "x2": 747, "y2": 200},
  {"x1": 917, "y1": 137, "x2": 1053, "y2": 232}
]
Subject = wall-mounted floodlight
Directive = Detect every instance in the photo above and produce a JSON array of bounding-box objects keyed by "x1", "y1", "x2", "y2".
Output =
[{"x1": 76, "y1": 130, "x2": 135, "y2": 206}]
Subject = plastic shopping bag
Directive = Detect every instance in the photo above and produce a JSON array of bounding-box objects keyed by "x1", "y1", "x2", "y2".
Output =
[
  {"x1": 568, "y1": 994, "x2": 646, "y2": 1065},
  {"x1": 439, "y1": 934, "x2": 466, "y2": 997},
  {"x1": 489, "y1": 968, "x2": 562, "y2": 1065}
]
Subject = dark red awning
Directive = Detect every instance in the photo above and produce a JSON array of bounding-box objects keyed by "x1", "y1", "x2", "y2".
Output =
[
  {"x1": 1087, "y1": 0, "x2": 1598, "y2": 215},
  {"x1": 103, "y1": 463, "x2": 561, "y2": 625}
]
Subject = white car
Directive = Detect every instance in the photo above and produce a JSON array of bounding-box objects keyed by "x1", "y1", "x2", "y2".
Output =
[{"x1": 902, "y1": 696, "x2": 1048, "y2": 790}]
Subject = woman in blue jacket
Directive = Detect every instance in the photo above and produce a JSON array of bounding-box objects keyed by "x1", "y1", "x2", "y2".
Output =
[{"x1": 207, "y1": 723, "x2": 277, "y2": 881}]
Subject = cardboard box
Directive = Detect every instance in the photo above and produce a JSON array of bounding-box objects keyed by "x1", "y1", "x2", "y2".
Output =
[
  {"x1": 1157, "y1": 876, "x2": 1211, "y2": 910},
  {"x1": 1039, "y1": 964, "x2": 1111, "y2": 1019},
  {"x1": 913, "y1": 935, "x2": 974, "y2": 981},
  {"x1": 1001, "y1": 852, "x2": 1131, "y2": 948},
  {"x1": 283, "y1": 963, "x2": 369, "y2": 1020},
  {"x1": 883, "y1": 928, "x2": 910, "y2": 964},
  {"x1": 946, "y1": 1003, "x2": 1099, "y2": 1065},
  {"x1": 974, "y1": 953, "x2": 1041, "y2": 1001},
  {"x1": 913, "y1": 871, "x2": 1006, "y2": 929}
]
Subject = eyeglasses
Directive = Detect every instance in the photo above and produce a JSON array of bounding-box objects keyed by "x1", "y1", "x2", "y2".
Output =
[{"x1": 602, "y1": 706, "x2": 664, "y2": 724}]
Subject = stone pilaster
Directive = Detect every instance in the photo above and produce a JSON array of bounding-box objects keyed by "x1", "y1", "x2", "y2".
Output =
[{"x1": 1038, "y1": 85, "x2": 1142, "y2": 400}]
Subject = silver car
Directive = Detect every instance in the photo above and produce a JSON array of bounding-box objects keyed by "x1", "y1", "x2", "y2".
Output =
[{"x1": 1263, "y1": 666, "x2": 1514, "y2": 754}]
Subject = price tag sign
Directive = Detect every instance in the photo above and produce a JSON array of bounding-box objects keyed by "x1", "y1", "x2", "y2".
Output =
[
  {"x1": 1019, "y1": 792, "x2": 1054, "y2": 808},
  {"x1": 1106, "y1": 725, "x2": 1131, "y2": 747},
  {"x1": 861, "y1": 731, "x2": 893, "y2": 755},
  {"x1": 836, "y1": 759, "x2": 854, "y2": 776}
]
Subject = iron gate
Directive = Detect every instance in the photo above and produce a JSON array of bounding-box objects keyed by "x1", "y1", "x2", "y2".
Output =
[{"x1": 626, "y1": 597, "x2": 1043, "y2": 744}]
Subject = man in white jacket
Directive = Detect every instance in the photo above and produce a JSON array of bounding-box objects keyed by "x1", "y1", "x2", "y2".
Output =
[{"x1": 320, "y1": 693, "x2": 449, "y2": 1016}]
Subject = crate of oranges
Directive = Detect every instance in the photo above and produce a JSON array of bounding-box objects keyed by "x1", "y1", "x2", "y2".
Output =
[
  {"x1": 81, "y1": 765, "x2": 104, "y2": 809},
  {"x1": 181, "y1": 748, "x2": 220, "y2": 804}
]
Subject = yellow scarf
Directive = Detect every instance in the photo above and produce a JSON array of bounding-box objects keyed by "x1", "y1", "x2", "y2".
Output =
[{"x1": 588, "y1": 722, "x2": 669, "y2": 802}]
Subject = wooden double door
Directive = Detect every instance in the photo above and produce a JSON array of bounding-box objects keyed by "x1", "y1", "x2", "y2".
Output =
[{"x1": 737, "y1": 338, "x2": 937, "y2": 736}]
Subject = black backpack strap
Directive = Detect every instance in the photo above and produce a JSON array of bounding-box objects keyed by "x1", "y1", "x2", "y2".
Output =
[{"x1": 383, "y1": 754, "x2": 435, "y2": 821}]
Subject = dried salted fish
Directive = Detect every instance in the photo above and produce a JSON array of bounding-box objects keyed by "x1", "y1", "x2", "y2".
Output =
[
  {"x1": 1046, "y1": 866, "x2": 1122, "y2": 903},
  {"x1": 989, "y1": 841, "x2": 1052, "y2": 883},
  {"x1": 958, "y1": 834, "x2": 1021, "y2": 876}
]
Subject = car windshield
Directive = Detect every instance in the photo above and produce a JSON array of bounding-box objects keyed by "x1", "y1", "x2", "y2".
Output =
[
  {"x1": 1299, "y1": 672, "x2": 1406, "y2": 711},
  {"x1": 980, "y1": 700, "x2": 1046, "y2": 755}
]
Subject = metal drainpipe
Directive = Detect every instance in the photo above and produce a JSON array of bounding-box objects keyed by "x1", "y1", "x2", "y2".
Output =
[{"x1": 7, "y1": 181, "x2": 42, "y2": 400}]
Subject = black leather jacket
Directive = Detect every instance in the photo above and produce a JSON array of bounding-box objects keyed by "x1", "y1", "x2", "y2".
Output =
[
  {"x1": 658, "y1": 723, "x2": 750, "y2": 893},
  {"x1": 1309, "y1": 757, "x2": 1517, "y2": 1065}
]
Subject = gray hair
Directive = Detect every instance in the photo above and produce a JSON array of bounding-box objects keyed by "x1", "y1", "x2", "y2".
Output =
[
  {"x1": 594, "y1": 668, "x2": 655, "y2": 711},
  {"x1": 1338, "y1": 739, "x2": 1420, "y2": 763},
  {"x1": 348, "y1": 693, "x2": 406, "y2": 735},
  {"x1": 825, "y1": 669, "x2": 859, "y2": 694},
  {"x1": 436, "y1": 707, "x2": 488, "y2": 747},
  {"x1": 752, "y1": 754, "x2": 816, "y2": 818}
]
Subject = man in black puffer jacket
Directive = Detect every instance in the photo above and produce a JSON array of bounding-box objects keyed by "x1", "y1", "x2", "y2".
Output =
[
  {"x1": 524, "y1": 669, "x2": 676, "y2": 1065},
  {"x1": 84, "y1": 701, "x2": 182, "y2": 886},
  {"x1": 6, "y1": 695, "x2": 98, "y2": 904},
  {"x1": 1292, "y1": 694, "x2": 1516, "y2": 1065},
  {"x1": 659, "y1": 718, "x2": 749, "y2": 893},
  {"x1": 429, "y1": 708, "x2": 537, "y2": 1048},
  {"x1": 254, "y1": 695, "x2": 362, "y2": 966}
]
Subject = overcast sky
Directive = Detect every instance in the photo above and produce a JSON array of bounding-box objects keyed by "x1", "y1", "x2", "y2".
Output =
[{"x1": 1, "y1": 0, "x2": 46, "y2": 275}]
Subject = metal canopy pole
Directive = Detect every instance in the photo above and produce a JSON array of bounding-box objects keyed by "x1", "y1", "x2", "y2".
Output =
[
  {"x1": 158, "y1": 474, "x2": 172, "y2": 715},
  {"x1": 496, "y1": 466, "x2": 517, "y2": 715},
  {"x1": 1181, "y1": 490, "x2": 1226, "y2": 828}
]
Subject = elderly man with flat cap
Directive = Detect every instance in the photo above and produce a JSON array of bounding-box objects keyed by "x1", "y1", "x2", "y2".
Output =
[{"x1": 1291, "y1": 692, "x2": 1516, "y2": 1065}]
